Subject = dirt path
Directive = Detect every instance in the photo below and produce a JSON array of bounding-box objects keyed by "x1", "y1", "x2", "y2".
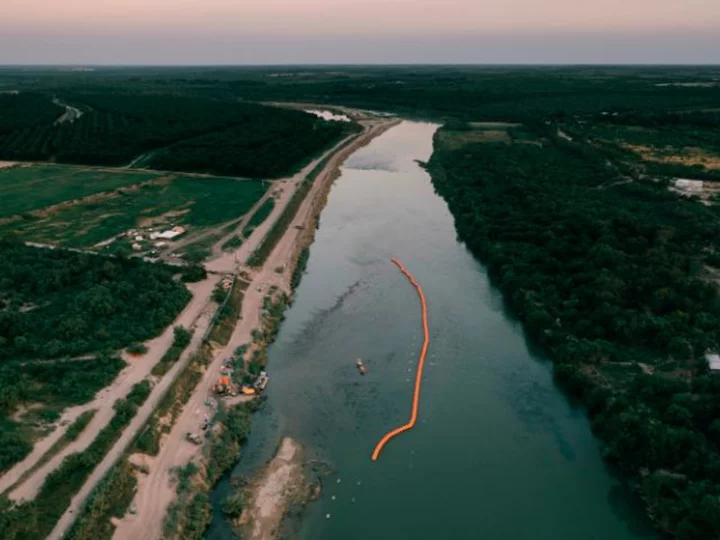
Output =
[
  {"x1": 0, "y1": 276, "x2": 220, "y2": 500},
  {"x1": 209, "y1": 188, "x2": 275, "y2": 259},
  {"x1": 112, "y1": 116, "x2": 399, "y2": 540},
  {"x1": 43, "y1": 282, "x2": 218, "y2": 539}
]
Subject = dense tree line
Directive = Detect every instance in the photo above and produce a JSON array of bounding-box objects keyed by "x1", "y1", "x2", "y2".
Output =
[
  {"x1": 0, "y1": 238, "x2": 191, "y2": 361},
  {"x1": 216, "y1": 66, "x2": 720, "y2": 122},
  {"x1": 428, "y1": 130, "x2": 720, "y2": 539},
  {"x1": 0, "y1": 92, "x2": 352, "y2": 175},
  {"x1": 4, "y1": 67, "x2": 720, "y2": 130},
  {"x1": 147, "y1": 110, "x2": 356, "y2": 178},
  {"x1": 0, "y1": 239, "x2": 189, "y2": 473},
  {"x1": 0, "y1": 93, "x2": 64, "y2": 135}
]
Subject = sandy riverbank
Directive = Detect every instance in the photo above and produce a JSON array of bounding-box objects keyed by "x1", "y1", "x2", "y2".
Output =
[{"x1": 238, "y1": 437, "x2": 308, "y2": 540}]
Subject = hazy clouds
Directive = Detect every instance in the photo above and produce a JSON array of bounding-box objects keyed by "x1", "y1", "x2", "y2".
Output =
[{"x1": 2, "y1": 0, "x2": 720, "y2": 64}]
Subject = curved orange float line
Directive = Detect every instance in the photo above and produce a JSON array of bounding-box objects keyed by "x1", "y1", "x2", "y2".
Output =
[{"x1": 372, "y1": 258, "x2": 430, "y2": 461}]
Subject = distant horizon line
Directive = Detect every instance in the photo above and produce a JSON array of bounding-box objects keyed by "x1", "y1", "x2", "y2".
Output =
[{"x1": 1, "y1": 62, "x2": 720, "y2": 68}]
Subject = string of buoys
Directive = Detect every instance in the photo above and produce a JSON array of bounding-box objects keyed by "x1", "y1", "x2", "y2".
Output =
[{"x1": 372, "y1": 258, "x2": 430, "y2": 461}]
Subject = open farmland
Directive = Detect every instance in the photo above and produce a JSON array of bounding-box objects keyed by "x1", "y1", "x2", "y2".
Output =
[
  {"x1": 0, "y1": 166, "x2": 267, "y2": 249},
  {"x1": 0, "y1": 164, "x2": 158, "y2": 218}
]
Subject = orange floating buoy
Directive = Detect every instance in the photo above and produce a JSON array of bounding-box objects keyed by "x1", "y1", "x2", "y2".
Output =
[{"x1": 371, "y1": 258, "x2": 430, "y2": 461}]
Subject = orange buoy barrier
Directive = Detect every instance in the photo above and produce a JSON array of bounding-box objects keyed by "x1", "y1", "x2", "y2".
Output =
[{"x1": 372, "y1": 258, "x2": 430, "y2": 461}]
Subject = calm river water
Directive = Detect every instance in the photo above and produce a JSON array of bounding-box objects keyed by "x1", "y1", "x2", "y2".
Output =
[{"x1": 208, "y1": 121, "x2": 656, "y2": 540}]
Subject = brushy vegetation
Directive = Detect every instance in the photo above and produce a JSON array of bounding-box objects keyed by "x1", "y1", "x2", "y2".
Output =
[
  {"x1": 429, "y1": 123, "x2": 720, "y2": 539},
  {"x1": 5, "y1": 409, "x2": 97, "y2": 493},
  {"x1": 63, "y1": 410, "x2": 97, "y2": 442},
  {"x1": 0, "y1": 239, "x2": 191, "y2": 362},
  {"x1": 64, "y1": 459, "x2": 138, "y2": 540},
  {"x1": 291, "y1": 247, "x2": 310, "y2": 291},
  {"x1": 0, "y1": 239, "x2": 185, "y2": 472},
  {"x1": 163, "y1": 403, "x2": 254, "y2": 540},
  {"x1": 163, "y1": 463, "x2": 212, "y2": 540},
  {"x1": 0, "y1": 381, "x2": 151, "y2": 540},
  {"x1": 208, "y1": 279, "x2": 248, "y2": 346},
  {"x1": 204, "y1": 404, "x2": 253, "y2": 484},
  {"x1": 0, "y1": 354, "x2": 124, "y2": 473},
  {"x1": 180, "y1": 264, "x2": 207, "y2": 283},
  {"x1": 151, "y1": 326, "x2": 193, "y2": 377},
  {"x1": 244, "y1": 197, "x2": 275, "y2": 235},
  {"x1": 248, "y1": 180, "x2": 312, "y2": 267},
  {"x1": 125, "y1": 343, "x2": 148, "y2": 356},
  {"x1": 221, "y1": 235, "x2": 242, "y2": 252},
  {"x1": 560, "y1": 110, "x2": 720, "y2": 183},
  {"x1": 134, "y1": 348, "x2": 210, "y2": 456}
]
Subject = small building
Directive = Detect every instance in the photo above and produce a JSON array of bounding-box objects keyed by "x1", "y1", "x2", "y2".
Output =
[
  {"x1": 157, "y1": 230, "x2": 183, "y2": 240},
  {"x1": 172, "y1": 226, "x2": 186, "y2": 234},
  {"x1": 675, "y1": 179, "x2": 704, "y2": 193},
  {"x1": 134, "y1": 235, "x2": 143, "y2": 242},
  {"x1": 131, "y1": 243, "x2": 142, "y2": 251},
  {"x1": 706, "y1": 353, "x2": 720, "y2": 371}
]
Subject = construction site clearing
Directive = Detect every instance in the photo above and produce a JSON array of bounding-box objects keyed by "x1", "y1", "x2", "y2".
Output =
[
  {"x1": 94, "y1": 224, "x2": 189, "y2": 259},
  {"x1": 186, "y1": 350, "x2": 270, "y2": 446}
]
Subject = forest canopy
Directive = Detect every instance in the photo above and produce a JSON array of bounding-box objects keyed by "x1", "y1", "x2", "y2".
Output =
[
  {"x1": 0, "y1": 92, "x2": 352, "y2": 177},
  {"x1": 0, "y1": 238, "x2": 191, "y2": 361},
  {"x1": 429, "y1": 127, "x2": 720, "y2": 539}
]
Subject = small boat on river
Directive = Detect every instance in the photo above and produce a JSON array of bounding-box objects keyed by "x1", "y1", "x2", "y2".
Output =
[{"x1": 356, "y1": 359, "x2": 366, "y2": 375}]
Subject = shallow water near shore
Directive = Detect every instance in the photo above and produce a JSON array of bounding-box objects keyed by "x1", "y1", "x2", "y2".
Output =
[{"x1": 207, "y1": 121, "x2": 656, "y2": 540}]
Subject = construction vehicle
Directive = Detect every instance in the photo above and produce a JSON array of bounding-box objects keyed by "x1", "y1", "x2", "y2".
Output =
[
  {"x1": 254, "y1": 371, "x2": 269, "y2": 392},
  {"x1": 186, "y1": 432, "x2": 203, "y2": 445},
  {"x1": 213, "y1": 376, "x2": 232, "y2": 395}
]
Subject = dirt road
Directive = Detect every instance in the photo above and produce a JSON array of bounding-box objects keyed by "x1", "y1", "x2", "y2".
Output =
[
  {"x1": 112, "y1": 116, "x2": 399, "y2": 540},
  {"x1": 0, "y1": 276, "x2": 220, "y2": 500},
  {"x1": 46, "y1": 301, "x2": 217, "y2": 539}
]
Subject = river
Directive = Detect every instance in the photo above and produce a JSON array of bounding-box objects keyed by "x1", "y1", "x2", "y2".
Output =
[{"x1": 208, "y1": 121, "x2": 656, "y2": 540}]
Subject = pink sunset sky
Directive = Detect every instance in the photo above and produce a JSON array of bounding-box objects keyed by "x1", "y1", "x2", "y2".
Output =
[{"x1": 2, "y1": 0, "x2": 720, "y2": 64}]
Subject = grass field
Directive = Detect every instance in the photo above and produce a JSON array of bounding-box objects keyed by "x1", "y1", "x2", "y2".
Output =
[
  {"x1": 436, "y1": 123, "x2": 539, "y2": 151},
  {"x1": 0, "y1": 166, "x2": 268, "y2": 248},
  {"x1": 0, "y1": 164, "x2": 158, "y2": 218}
]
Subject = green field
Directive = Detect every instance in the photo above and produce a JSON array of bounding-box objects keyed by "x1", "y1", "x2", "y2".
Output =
[
  {"x1": 0, "y1": 166, "x2": 268, "y2": 248},
  {"x1": 0, "y1": 165, "x2": 158, "y2": 218}
]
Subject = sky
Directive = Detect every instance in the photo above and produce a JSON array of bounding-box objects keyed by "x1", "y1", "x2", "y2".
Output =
[{"x1": 2, "y1": 0, "x2": 720, "y2": 64}]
